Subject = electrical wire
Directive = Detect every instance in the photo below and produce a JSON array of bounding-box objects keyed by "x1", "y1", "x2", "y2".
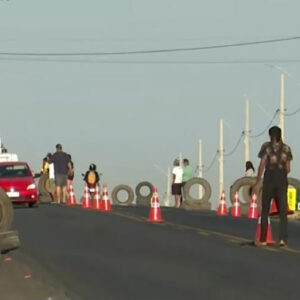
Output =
[
  {"x1": 203, "y1": 151, "x2": 219, "y2": 173},
  {"x1": 0, "y1": 35, "x2": 300, "y2": 56},
  {"x1": 249, "y1": 109, "x2": 279, "y2": 138},
  {"x1": 3, "y1": 57, "x2": 300, "y2": 65},
  {"x1": 284, "y1": 107, "x2": 300, "y2": 116},
  {"x1": 224, "y1": 132, "x2": 245, "y2": 157}
]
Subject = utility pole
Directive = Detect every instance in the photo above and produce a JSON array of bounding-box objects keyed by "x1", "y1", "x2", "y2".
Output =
[
  {"x1": 244, "y1": 99, "x2": 250, "y2": 163},
  {"x1": 279, "y1": 73, "x2": 285, "y2": 141},
  {"x1": 198, "y1": 139, "x2": 203, "y2": 198},
  {"x1": 219, "y1": 120, "x2": 224, "y2": 199},
  {"x1": 179, "y1": 152, "x2": 183, "y2": 167},
  {"x1": 164, "y1": 167, "x2": 171, "y2": 207}
]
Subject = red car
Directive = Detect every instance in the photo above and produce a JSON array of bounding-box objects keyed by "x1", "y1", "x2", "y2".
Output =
[{"x1": 0, "y1": 161, "x2": 38, "y2": 207}]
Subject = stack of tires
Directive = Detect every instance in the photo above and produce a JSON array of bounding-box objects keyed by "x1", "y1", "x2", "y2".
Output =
[{"x1": 0, "y1": 188, "x2": 20, "y2": 257}]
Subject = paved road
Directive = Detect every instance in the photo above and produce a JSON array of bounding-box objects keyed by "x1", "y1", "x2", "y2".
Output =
[{"x1": 7, "y1": 205, "x2": 300, "y2": 299}]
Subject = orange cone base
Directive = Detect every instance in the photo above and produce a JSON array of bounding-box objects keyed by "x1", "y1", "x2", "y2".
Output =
[
  {"x1": 100, "y1": 201, "x2": 112, "y2": 212},
  {"x1": 148, "y1": 209, "x2": 163, "y2": 222},
  {"x1": 93, "y1": 200, "x2": 102, "y2": 210},
  {"x1": 255, "y1": 217, "x2": 276, "y2": 244},
  {"x1": 82, "y1": 199, "x2": 92, "y2": 209},
  {"x1": 248, "y1": 208, "x2": 258, "y2": 219},
  {"x1": 217, "y1": 204, "x2": 228, "y2": 216},
  {"x1": 67, "y1": 198, "x2": 76, "y2": 206},
  {"x1": 231, "y1": 209, "x2": 241, "y2": 218}
]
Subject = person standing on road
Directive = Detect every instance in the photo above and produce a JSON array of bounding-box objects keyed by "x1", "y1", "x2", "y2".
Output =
[
  {"x1": 245, "y1": 161, "x2": 256, "y2": 177},
  {"x1": 172, "y1": 159, "x2": 183, "y2": 208},
  {"x1": 254, "y1": 126, "x2": 292, "y2": 247},
  {"x1": 51, "y1": 144, "x2": 72, "y2": 204},
  {"x1": 181, "y1": 158, "x2": 193, "y2": 203},
  {"x1": 67, "y1": 154, "x2": 75, "y2": 193}
]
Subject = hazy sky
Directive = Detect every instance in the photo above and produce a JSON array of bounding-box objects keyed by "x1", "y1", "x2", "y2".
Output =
[{"x1": 1, "y1": 0, "x2": 300, "y2": 207}]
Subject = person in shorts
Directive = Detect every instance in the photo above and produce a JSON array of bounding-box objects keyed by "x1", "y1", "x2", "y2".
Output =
[
  {"x1": 51, "y1": 144, "x2": 72, "y2": 204},
  {"x1": 172, "y1": 159, "x2": 183, "y2": 208}
]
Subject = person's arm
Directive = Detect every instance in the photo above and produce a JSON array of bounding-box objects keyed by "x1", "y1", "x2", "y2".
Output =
[
  {"x1": 286, "y1": 160, "x2": 291, "y2": 174},
  {"x1": 253, "y1": 156, "x2": 266, "y2": 193},
  {"x1": 67, "y1": 162, "x2": 72, "y2": 171}
]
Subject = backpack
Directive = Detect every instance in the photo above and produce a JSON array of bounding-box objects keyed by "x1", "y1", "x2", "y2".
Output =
[{"x1": 87, "y1": 171, "x2": 96, "y2": 185}]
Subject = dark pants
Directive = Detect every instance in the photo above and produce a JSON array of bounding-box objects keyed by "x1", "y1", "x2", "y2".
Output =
[{"x1": 260, "y1": 179, "x2": 288, "y2": 242}]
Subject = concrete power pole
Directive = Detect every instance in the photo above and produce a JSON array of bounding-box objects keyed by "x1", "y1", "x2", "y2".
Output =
[
  {"x1": 198, "y1": 139, "x2": 203, "y2": 199},
  {"x1": 244, "y1": 99, "x2": 250, "y2": 163},
  {"x1": 219, "y1": 120, "x2": 224, "y2": 199},
  {"x1": 164, "y1": 167, "x2": 171, "y2": 207},
  {"x1": 279, "y1": 73, "x2": 285, "y2": 141}
]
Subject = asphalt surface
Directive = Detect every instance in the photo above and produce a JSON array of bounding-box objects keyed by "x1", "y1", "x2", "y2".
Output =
[{"x1": 4, "y1": 204, "x2": 300, "y2": 300}]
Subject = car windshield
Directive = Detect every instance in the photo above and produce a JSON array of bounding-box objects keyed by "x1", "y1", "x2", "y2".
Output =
[{"x1": 0, "y1": 164, "x2": 30, "y2": 178}]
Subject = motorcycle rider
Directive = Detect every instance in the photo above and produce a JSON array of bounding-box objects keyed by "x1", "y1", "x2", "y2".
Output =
[{"x1": 83, "y1": 163, "x2": 100, "y2": 190}]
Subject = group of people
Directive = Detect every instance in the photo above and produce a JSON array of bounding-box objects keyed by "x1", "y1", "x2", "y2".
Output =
[
  {"x1": 171, "y1": 158, "x2": 194, "y2": 208},
  {"x1": 43, "y1": 125, "x2": 292, "y2": 247},
  {"x1": 41, "y1": 144, "x2": 74, "y2": 204},
  {"x1": 41, "y1": 144, "x2": 101, "y2": 205},
  {"x1": 171, "y1": 126, "x2": 293, "y2": 248}
]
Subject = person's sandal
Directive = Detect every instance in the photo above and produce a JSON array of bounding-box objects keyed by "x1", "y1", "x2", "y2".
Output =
[
  {"x1": 279, "y1": 240, "x2": 287, "y2": 248},
  {"x1": 255, "y1": 241, "x2": 267, "y2": 247}
]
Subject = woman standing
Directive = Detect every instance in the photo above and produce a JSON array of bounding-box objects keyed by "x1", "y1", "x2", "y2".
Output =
[{"x1": 254, "y1": 126, "x2": 292, "y2": 247}]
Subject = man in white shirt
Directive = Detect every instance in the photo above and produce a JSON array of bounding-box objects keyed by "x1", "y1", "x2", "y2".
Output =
[{"x1": 172, "y1": 159, "x2": 183, "y2": 208}]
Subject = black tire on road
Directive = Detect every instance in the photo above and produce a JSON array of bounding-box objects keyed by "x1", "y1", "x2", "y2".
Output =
[
  {"x1": 135, "y1": 181, "x2": 154, "y2": 207},
  {"x1": 0, "y1": 230, "x2": 20, "y2": 253},
  {"x1": 181, "y1": 177, "x2": 212, "y2": 211},
  {"x1": 230, "y1": 176, "x2": 261, "y2": 215},
  {"x1": 0, "y1": 188, "x2": 14, "y2": 233},
  {"x1": 288, "y1": 177, "x2": 300, "y2": 190},
  {"x1": 111, "y1": 185, "x2": 134, "y2": 206}
]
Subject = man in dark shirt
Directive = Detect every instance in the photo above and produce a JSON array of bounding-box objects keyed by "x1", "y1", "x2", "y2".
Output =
[
  {"x1": 51, "y1": 144, "x2": 72, "y2": 204},
  {"x1": 254, "y1": 126, "x2": 292, "y2": 247}
]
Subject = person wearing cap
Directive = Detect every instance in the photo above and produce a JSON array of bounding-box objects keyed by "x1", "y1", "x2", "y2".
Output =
[
  {"x1": 51, "y1": 144, "x2": 72, "y2": 204},
  {"x1": 172, "y1": 158, "x2": 183, "y2": 208},
  {"x1": 254, "y1": 126, "x2": 292, "y2": 247}
]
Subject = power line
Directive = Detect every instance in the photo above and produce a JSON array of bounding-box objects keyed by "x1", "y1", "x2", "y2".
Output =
[
  {"x1": 249, "y1": 109, "x2": 279, "y2": 138},
  {"x1": 3, "y1": 57, "x2": 300, "y2": 65},
  {"x1": 1, "y1": 35, "x2": 300, "y2": 57},
  {"x1": 203, "y1": 151, "x2": 219, "y2": 173},
  {"x1": 284, "y1": 107, "x2": 300, "y2": 116},
  {"x1": 224, "y1": 132, "x2": 245, "y2": 157}
]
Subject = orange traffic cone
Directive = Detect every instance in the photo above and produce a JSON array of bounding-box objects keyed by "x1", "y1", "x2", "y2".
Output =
[
  {"x1": 231, "y1": 191, "x2": 241, "y2": 218},
  {"x1": 255, "y1": 216, "x2": 275, "y2": 244},
  {"x1": 67, "y1": 181, "x2": 77, "y2": 206},
  {"x1": 148, "y1": 188, "x2": 163, "y2": 222},
  {"x1": 217, "y1": 190, "x2": 227, "y2": 216},
  {"x1": 93, "y1": 184, "x2": 102, "y2": 210},
  {"x1": 82, "y1": 183, "x2": 92, "y2": 209},
  {"x1": 248, "y1": 193, "x2": 258, "y2": 219},
  {"x1": 100, "y1": 184, "x2": 112, "y2": 212}
]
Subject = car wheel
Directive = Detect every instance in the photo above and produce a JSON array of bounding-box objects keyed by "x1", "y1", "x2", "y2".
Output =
[
  {"x1": 28, "y1": 202, "x2": 38, "y2": 208},
  {"x1": 0, "y1": 188, "x2": 14, "y2": 232}
]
